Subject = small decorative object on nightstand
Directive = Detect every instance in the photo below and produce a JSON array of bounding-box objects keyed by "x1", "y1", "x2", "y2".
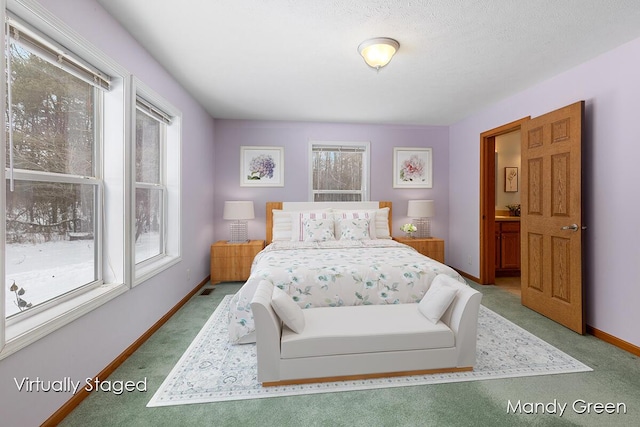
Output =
[
  {"x1": 210, "y1": 240, "x2": 265, "y2": 284},
  {"x1": 394, "y1": 237, "x2": 445, "y2": 264},
  {"x1": 400, "y1": 223, "x2": 417, "y2": 238}
]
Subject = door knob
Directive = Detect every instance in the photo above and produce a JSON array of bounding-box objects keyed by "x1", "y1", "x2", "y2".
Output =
[{"x1": 561, "y1": 224, "x2": 579, "y2": 231}]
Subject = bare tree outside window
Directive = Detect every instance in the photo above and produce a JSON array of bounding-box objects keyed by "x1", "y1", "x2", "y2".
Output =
[
  {"x1": 311, "y1": 144, "x2": 368, "y2": 201},
  {"x1": 5, "y1": 41, "x2": 98, "y2": 317},
  {"x1": 134, "y1": 103, "x2": 166, "y2": 264}
]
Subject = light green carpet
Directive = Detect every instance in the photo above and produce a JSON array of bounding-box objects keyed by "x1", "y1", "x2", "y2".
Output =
[{"x1": 60, "y1": 281, "x2": 640, "y2": 427}]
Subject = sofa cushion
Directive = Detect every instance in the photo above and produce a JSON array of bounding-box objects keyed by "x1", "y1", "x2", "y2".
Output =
[
  {"x1": 271, "y1": 286, "x2": 305, "y2": 333},
  {"x1": 280, "y1": 303, "x2": 454, "y2": 359},
  {"x1": 418, "y1": 274, "x2": 459, "y2": 323}
]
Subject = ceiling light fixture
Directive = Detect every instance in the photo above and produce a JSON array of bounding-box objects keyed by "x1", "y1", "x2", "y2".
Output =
[{"x1": 358, "y1": 37, "x2": 400, "y2": 71}]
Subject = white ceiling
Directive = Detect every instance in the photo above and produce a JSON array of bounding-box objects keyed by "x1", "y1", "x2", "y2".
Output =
[{"x1": 97, "y1": 0, "x2": 640, "y2": 125}]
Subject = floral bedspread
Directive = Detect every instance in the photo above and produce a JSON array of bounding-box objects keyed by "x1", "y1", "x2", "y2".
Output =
[{"x1": 228, "y1": 239, "x2": 467, "y2": 344}]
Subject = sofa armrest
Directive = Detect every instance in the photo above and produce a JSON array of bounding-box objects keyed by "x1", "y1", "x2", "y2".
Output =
[
  {"x1": 250, "y1": 280, "x2": 282, "y2": 382},
  {"x1": 440, "y1": 282, "x2": 482, "y2": 368}
]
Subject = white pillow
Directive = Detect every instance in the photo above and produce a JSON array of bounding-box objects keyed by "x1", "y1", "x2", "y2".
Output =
[
  {"x1": 336, "y1": 217, "x2": 371, "y2": 240},
  {"x1": 271, "y1": 209, "x2": 292, "y2": 241},
  {"x1": 418, "y1": 275, "x2": 459, "y2": 323},
  {"x1": 373, "y1": 207, "x2": 392, "y2": 239},
  {"x1": 303, "y1": 218, "x2": 335, "y2": 242},
  {"x1": 291, "y1": 210, "x2": 332, "y2": 241},
  {"x1": 333, "y1": 210, "x2": 376, "y2": 239},
  {"x1": 271, "y1": 286, "x2": 305, "y2": 333}
]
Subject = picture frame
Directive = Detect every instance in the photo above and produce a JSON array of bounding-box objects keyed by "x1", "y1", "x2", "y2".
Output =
[
  {"x1": 240, "y1": 146, "x2": 284, "y2": 187},
  {"x1": 504, "y1": 167, "x2": 518, "y2": 192},
  {"x1": 393, "y1": 147, "x2": 433, "y2": 188}
]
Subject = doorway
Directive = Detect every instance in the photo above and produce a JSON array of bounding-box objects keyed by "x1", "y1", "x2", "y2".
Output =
[
  {"x1": 479, "y1": 118, "x2": 529, "y2": 286},
  {"x1": 494, "y1": 130, "x2": 522, "y2": 295},
  {"x1": 479, "y1": 102, "x2": 585, "y2": 334}
]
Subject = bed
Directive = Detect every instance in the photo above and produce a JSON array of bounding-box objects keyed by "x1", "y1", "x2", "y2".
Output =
[{"x1": 228, "y1": 201, "x2": 467, "y2": 344}]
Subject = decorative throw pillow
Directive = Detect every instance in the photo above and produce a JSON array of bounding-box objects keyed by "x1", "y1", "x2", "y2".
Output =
[
  {"x1": 337, "y1": 217, "x2": 371, "y2": 240},
  {"x1": 418, "y1": 275, "x2": 459, "y2": 323},
  {"x1": 290, "y1": 211, "x2": 331, "y2": 241},
  {"x1": 271, "y1": 286, "x2": 305, "y2": 333},
  {"x1": 303, "y1": 218, "x2": 335, "y2": 242},
  {"x1": 333, "y1": 211, "x2": 376, "y2": 239}
]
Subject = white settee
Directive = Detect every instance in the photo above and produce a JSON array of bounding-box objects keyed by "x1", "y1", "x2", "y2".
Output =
[{"x1": 250, "y1": 276, "x2": 482, "y2": 386}]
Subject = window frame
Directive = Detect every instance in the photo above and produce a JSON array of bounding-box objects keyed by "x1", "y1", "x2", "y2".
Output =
[
  {"x1": 4, "y1": 28, "x2": 105, "y2": 319},
  {"x1": 130, "y1": 77, "x2": 181, "y2": 286},
  {"x1": 134, "y1": 102, "x2": 167, "y2": 266},
  {"x1": 308, "y1": 140, "x2": 371, "y2": 202},
  {"x1": 4, "y1": 176, "x2": 103, "y2": 323},
  {"x1": 0, "y1": 0, "x2": 131, "y2": 360}
]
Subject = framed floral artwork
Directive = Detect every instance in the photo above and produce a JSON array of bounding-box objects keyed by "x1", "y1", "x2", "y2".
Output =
[
  {"x1": 393, "y1": 147, "x2": 433, "y2": 188},
  {"x1": 240, "y1": 146, "x2": 284, "y2": 187}
]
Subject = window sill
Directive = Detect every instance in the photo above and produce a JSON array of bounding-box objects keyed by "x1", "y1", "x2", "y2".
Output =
[
  {"x1": 134, "y1": 254, "x2": 181, "y2": 287},
  {"x1": 1, "y1": 282, "x2": 128, "y2": 361}
]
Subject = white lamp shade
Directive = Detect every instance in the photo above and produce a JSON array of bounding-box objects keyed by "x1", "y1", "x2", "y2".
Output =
[
  {"x1": 223, "y1": 201, "x2": 255, "y2": 220},
  {"x1": 407, "y1": 200, "x2": 435, "y2": 218}
]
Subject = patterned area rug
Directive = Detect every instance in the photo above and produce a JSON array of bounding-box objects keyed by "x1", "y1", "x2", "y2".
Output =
[{"x1": 147, "y1": 296, "x2": 591, "y2": 407}]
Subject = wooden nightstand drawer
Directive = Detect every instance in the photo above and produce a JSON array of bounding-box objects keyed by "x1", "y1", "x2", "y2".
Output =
[
  {"x1": 394, "y1": 237, "x2": 445, "y2": 264},
  {"x1": 210, "y1": 240, "x2": 265, "y2": 284},
  {"x1": 211, "y1": 243, "x2": 265, "y2": 259}
]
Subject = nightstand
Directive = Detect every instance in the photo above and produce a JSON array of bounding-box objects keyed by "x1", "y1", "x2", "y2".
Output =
[
  {"x1": 210, "y1": 240, "x2": 265, "y2": 284},
  {"x1": 394, "y1": 237, "x2": 445, "y2": 263}
]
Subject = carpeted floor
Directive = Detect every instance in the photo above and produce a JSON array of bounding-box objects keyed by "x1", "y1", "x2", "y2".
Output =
[
  {"x1": 60, "y1": 281, "x2": 640, "y2": 427},
  {"x1": 147, "y1": 296, "x2": 590, "y2": 406}
]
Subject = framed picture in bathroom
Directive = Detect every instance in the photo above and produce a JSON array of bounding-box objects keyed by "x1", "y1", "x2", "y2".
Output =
[{"x1": 504, "y1": 167, "x2": 518, "y2": 192}]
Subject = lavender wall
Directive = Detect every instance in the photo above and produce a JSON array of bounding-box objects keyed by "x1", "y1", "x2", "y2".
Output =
[
  {"x1": 449, "y1": 37, "x2": 640, "y2": 347},
  {"x1": 0, "y1": 1, "x2": 216, "y2": 425},
  {"x1": 213, "y1": 120, "x2": 450, "y2": 245}
]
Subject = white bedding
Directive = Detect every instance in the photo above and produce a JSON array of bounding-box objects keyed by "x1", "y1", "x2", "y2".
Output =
[{"x1": 228, "y1": 239, "x2": 467, "y2": 344}]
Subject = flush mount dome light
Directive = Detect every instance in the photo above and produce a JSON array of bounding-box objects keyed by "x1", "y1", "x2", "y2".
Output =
[{"x1": 357, "y1": 37, "x2": 400, "y2": 70}]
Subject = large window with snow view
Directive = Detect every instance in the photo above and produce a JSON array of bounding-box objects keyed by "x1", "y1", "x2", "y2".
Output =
[
  {"x1": 134, "y1": 99, "x2": 169, "y2": 265},
  {"x1": 4, "y1": 25, "x2": 103, "y2": 318},
  {"x1": 1, "y1": 5, "x2": 181, "y2": 359},
  {"x1": 131, "y1": 78, "x2": 181, "y2": 286}
]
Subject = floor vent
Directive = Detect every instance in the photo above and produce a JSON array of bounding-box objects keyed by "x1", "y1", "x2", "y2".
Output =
[{"x1": 200, "y1": 288, "x2": 214, "y2": 296}]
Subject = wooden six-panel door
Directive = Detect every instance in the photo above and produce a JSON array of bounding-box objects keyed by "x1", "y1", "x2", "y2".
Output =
[{"x1": 520, "y1": 101, "x2": 585, "y2": 334}]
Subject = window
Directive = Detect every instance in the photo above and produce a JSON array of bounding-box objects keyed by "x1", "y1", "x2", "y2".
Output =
[
  {"x1": 1, "y1": 1, "x2": 130, "y2": 359},
  {"x1": 4, "y1": 16, "x2": 105, "y2": 318},
  {"x1": 309, "y1": 141, "x2": 370, "y2": 201},
  {"x1": 0, "y1": 1, "x2": 181, "y2": 360},
  {"x1": 131, "y1": 78, "x2": 181, "y2": 285},
  {"x1": 135, "y1": 99, "x2": 166, "y2": 264}
]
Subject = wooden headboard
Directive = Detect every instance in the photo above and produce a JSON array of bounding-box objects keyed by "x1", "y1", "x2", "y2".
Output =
[{"x1": 266, "y1": 201, "x2": 393, "y2": 245}]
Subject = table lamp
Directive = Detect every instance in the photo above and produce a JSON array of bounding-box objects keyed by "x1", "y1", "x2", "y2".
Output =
[
  {"x1": 407, "y1": 200, "x2": 435, "y2": 238},
  {"x1": 223, "y1": 201, "x2": 254, "y2": 243}
]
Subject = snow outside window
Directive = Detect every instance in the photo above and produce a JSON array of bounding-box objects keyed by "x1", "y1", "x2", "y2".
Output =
[
  {"x1": 0, "y1": 1, "x2": 181, "y2": 359},
  {"x1": 4, "y1": 30, "x2": 101, "y2": 318},
  {"x1": 1, "y1": 1, "x2": 130, "y2": 360},
  {"x1": 131, "y1": 78, "x2": 181, "y2": 286},
  {"x1": 135, "y1": 105, "x2": 165, "y2": 264}
]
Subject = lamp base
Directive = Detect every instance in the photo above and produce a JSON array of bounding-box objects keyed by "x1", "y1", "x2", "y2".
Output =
[
  {"x1": 414, "y1": 218, "x2": 431, "y2": 238},
  {"x1": 229, "y1": 221, "x2": 248, "y2": 243}
]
